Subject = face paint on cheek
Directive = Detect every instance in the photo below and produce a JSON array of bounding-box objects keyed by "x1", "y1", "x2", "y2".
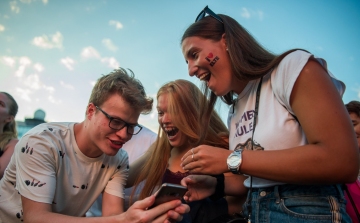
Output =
[
  {"x1": 205, "y1": 52, "x2": 213, "y2": 62},
  {"x1": 210, "y1": 56, "x2": 219, "y2": 67}
]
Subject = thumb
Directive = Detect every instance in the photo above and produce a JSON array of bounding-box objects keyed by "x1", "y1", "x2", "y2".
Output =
[
  {"x1": 132, "y1": 195, "x2": 155, "y2": 210},
  {"x1": 180, "y1": 176, "x2": 194, "y2": 187}
]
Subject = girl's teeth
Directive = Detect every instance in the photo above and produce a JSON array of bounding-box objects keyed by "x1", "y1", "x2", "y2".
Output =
[{"x1": 199, "y1": 73, "x2": 209, "y2": 81}]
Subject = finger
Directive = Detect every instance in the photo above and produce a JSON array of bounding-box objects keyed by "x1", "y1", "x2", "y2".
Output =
[
  {"x1": 180, "y1": 150, "x2": 192, "y2": 162},
  {"x1": 151, "y1": 213, "x2": 170, "y2": 223},
  {"x1": 181, "y1": 154, "x2": 196, "y2": 170},
  {"x1": 166, "y1": 210, "x2": 183, "y2": 222},
  {"x1": 131, "y1": 195, "x2": 155, "y2": 210},
  {"x1": 148, "y1": 200, "x2": 182, "y2": 223},
  {"x1": 173, "y1": 204, "x2": 190, "y2": 214},
  {"x1": 182, "y1": 159, "x2": 202, "y2": 173},
  {"x1": 152, "y1": 199, "x2": 182, "y2": 214}
]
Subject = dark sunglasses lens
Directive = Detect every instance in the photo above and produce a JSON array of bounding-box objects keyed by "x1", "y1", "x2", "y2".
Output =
[{"x1": 195, "y1": 10, "x2": 206, "y2": 22}]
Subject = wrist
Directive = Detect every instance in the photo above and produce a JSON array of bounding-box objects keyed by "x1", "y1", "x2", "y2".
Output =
[
  {"x1": 227, "y1": 149, "x2": 243, "y2": 174},
  {"x1": 209, "y1": 174, "x2": 225, "y2": 201}
]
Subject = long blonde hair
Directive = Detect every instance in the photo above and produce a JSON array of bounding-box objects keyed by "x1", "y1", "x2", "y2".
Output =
[
  {"x1": 131, "y1": 79, "x2": 228, "y2": 201},
  {"x1": 0, "y1": 92, "x2": 18, "y2": 153}
]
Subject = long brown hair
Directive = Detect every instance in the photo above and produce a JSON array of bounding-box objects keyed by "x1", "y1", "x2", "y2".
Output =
[
  {"x1": 0, "y1": 92, "x2": 18, "y2": 153},
  {"x1": 131, "y1": 79, "x2": 228, "y2": 201},
  {"x1": 181, "y1": 14, "x2": 308, "y2": 143}
]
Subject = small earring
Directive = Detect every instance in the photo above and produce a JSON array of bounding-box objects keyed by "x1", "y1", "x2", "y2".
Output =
[{"x1": 226, "y1": 48, "x2": 229, "y2": 51}]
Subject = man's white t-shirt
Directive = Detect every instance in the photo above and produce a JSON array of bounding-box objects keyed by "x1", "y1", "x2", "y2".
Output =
[
  {"x1": 0, "y1": 122, "x2": 128, "y2": 222},
  {"x1": 86, "y1": 126, "x2": 157, "y2": 216}
]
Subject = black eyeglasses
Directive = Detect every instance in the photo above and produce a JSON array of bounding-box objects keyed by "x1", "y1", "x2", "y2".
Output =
[
  {"x1": 95, "y1": 105, "x2": 142, "y2": 135},
  {"x1": 195, "y1": 5, "x2": 223, "y2": 23}
]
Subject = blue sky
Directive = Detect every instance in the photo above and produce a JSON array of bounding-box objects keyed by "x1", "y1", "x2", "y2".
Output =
[{"x1": 1, "y1": 0, "x2": 359, "y2": 132}]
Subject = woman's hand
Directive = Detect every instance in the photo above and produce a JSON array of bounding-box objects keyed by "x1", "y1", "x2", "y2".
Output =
[
  {"x1": 180, "y1": 175, "x2": 217, "y2": 202},
  {"x1": 180, "y1": 145, "x2": 232, "y2": 175}
]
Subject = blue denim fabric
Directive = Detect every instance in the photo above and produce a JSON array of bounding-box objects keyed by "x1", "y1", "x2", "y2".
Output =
[{"x1": 242, "y1": 184, "x2": 351, "y2": 223}]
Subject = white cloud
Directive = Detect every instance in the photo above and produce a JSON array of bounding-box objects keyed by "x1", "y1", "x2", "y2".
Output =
[
  {"x1": 101, "y1": 57, "x2": 119, "y2": 69},
  {"x1": 16, "y1": 87, "x2": 32, "y2": 102},
  {"x1": 32, "y1": 31, "x2": 63, "y2": 49},
  {"x1": 240, "y1": 7, "x2": 264, "y2": 20},
  {"x1": 43, "y1": 85, "x2": 55, "y2": 94},
  {"x1": 19, "y1": 0, "x2": 48, "y2": 4},
  {"x1": 24, "y1": 73, "x2": 41, "y2": 90},
  {"x1": 2, "y1": 56, "x2": 16, "y2": 67},
  {"x1": 10, "y1": 1, "x2": 20, "y2": 13},
  {"x1": 81, "y1": 46, "x2": 101, "y2": 59},
  {"x1": 15, "y1": 57, "x2": 32, "y2": 77},
  {"x1": 33, "y1": 63, "x2": 44, "y2": 72},
  {"x1": 354, "y1": 86, "x2": 360, "y2": 100},
  {"x1": 102, "y1": 38, "x2": 118, "y2": 52},
  {"x1": 240, "y1": 8, "x2": 251, "y2": 19},
  {"x1": 109, "y1": 20, "x2": 123, "y2": 30},
  {"x1": 0, "y1": 24, "x2": 5, "y2": 32},
  {"x1": 60, "y1": 57, "x2": 75, "y2": 70},
  {"x1": 48, "y1": 95, "x2": 61, "y2": 104},
  {"x1": 60, "y1": 81, "x2": 74, "y2": 90}
]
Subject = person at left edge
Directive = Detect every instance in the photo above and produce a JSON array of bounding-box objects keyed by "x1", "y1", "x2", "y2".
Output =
[{"x1": 0, "y1": 68, "x2": 189, "y2": 223}]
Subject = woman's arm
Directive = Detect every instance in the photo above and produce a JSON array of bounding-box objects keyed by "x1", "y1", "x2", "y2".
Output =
[
  {"x1": 182, "y1": 59, "x2": 359, "y2": 184},
  {"x1": 239, "y1": 59, "x2": 358, "y2": 184},
  {"x1": 0, "y1": 138, "x2": 17, "y2": 178}
]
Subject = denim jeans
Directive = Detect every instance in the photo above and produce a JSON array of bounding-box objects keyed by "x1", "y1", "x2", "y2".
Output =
[{"x1": 242, "y1": 184, "x2": 351, "y2": 223}]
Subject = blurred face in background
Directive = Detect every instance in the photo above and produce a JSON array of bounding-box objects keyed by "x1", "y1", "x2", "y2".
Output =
[
  {"x1": 349, "y1": 112, "x2": 360, "y2": 149},
  {"x1": 0, "y1": 93, "x2": 13, "y2": 130}
]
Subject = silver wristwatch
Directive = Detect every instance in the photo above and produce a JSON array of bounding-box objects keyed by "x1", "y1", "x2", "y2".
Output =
[{"x1": 227, "y1": 149, "x2": 243, "y2": 174}]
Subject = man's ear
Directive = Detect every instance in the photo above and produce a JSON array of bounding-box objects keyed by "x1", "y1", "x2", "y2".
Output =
[{"x1": 86, "y1": 103, "x2": 96, "y2": 120}]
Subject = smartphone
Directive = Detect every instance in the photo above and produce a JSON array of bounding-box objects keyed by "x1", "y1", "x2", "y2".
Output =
[{"x1": 149, "y1": 183, "x2": 187, "y2": 208}]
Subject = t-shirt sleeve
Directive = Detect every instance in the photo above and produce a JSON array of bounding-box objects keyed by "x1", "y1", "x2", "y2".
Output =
[
  {"x1": 15, "y1": 131, "x2": 58, "y2": 204},
  {"x1": 271, "y1": 50, "x2": 312, "y2": 115},
  {"x1": 103, "y1": 149, "x2": 129, "y2": 198},
  {"x1": 271, "y1": 50, "x2": 345, "y2": 115}
]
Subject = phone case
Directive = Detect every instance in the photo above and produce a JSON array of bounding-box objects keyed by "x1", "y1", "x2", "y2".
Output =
[{"x1": 149, "y1": 183, "x2": 187, "y2": 208}]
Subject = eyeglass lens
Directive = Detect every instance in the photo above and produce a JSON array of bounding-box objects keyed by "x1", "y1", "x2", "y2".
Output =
[{"x1": 109, "y1": 119, "x2": 141, "y2": 135}]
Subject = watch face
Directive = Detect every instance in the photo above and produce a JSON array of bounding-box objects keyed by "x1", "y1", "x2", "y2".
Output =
[{"x1": 229, "y1": 155, "x2": 239, "y2": 166}]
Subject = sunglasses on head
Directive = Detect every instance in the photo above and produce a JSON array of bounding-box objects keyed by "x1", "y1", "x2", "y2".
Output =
[{"x1": 195, "y1": 5, "x2": 223, "y2": 23}]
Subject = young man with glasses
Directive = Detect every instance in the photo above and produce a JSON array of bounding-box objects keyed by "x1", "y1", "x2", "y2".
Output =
[{"x1": 0, "y1": 68, "x2": 189, "y2": 223}]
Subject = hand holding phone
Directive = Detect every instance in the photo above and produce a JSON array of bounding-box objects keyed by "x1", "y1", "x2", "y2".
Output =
[{"x1": 149, "y1": 183, "x2": 187, "y2": 209}]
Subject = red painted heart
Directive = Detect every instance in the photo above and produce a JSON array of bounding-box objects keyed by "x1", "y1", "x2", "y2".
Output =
[{"x1": 207, "y1": 53, "x2": 213, "y2": 58}]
